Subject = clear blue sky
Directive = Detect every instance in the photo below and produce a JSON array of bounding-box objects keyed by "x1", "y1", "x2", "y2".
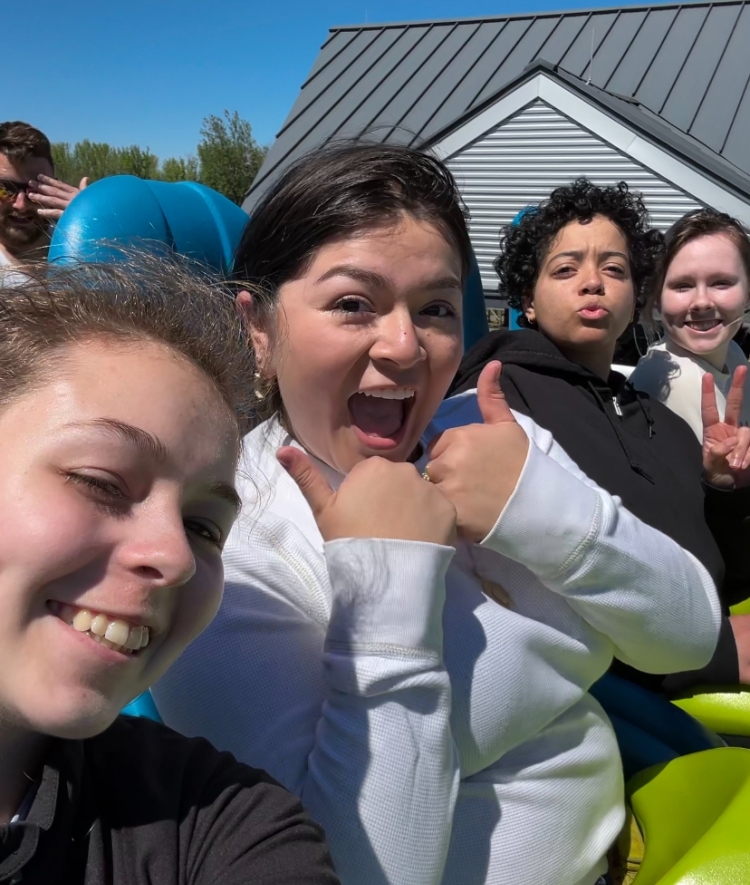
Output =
[{"x1": 8, "y1": 0, "x2": 647, "y2": 162}]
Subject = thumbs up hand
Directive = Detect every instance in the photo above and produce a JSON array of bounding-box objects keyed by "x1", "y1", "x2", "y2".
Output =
[
  {"x1": 426, "y1": 361, "x2": 529, "y2": 543},
  {"x1": 277, "y1": 447, "x2": 457, "y2": 546}
]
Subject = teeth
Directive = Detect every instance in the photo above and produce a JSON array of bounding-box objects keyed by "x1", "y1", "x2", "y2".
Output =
[
  {"x1": 72, "y1": 609, "x2": 93, "y2": 632},
  {"x1": 362, "y1": 389, "x2": 415, "y2": 400},
  {"x1": 90, "y1": 614, "x2": 109, "y2": 636},
  {"x1": 53, "y1": 602, "x2": 150, "y2": 654},
  {"x1": 125, "y1": 626, "x2": 144, "y2": 650},
  {"x1": 105, "y1": 620, "x2": 130, "y2": 646}
]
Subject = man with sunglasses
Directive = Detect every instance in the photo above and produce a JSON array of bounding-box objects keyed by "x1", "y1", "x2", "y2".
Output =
[{"x1": 0, "y1": 121, "x2": 87, "y2": 281}]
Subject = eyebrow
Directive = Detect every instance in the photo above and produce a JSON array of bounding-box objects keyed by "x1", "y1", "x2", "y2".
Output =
[
  {"x1": 316, "y1": 264, "x2": 462, "y2": 292},
  {"x1": 209, "y1": 480, "x2": 242, "y2": 512},
  {"x1": 549, "y1": 250, "x2": 629, "y2": 262},
  {"x1": 78, "y1": 418, "x2": 169, "y2": 462},
  {"x1": 70, "y1": 419, "x2": 241, "y2": 511}
]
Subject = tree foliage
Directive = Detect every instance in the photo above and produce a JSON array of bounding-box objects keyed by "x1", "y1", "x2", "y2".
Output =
[
  {"x1": 197, "y1": 111, "x2": 267, "y2": 205},
  {"x1": 51, "y1": 111, "x2": 265, "y2": 204}
]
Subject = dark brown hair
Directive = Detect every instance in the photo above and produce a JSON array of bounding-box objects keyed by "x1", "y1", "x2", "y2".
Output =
[
  {"x1": 646, "y1": 208, "x2": 750, "y2": 330},
  {"x1": 0, "y1": 121, "x2": 54, "y2": 170},
  {"x1": 0, "y1": 253, "x2": 255, "y2": 436}
]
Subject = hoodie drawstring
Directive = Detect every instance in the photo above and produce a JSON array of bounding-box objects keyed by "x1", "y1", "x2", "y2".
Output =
[{"x1": 587, "y1": 382, "x2": 655, "y2": 483}]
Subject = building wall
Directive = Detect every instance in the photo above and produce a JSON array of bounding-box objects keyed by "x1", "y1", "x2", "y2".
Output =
[{"x1": 446, "y1": 99, "x2": 703, "y2": 300}]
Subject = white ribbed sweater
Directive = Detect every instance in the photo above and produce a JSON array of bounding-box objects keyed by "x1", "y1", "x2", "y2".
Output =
[{"x1": 154, "y1": 389, "x2": 720, "y2": 885}]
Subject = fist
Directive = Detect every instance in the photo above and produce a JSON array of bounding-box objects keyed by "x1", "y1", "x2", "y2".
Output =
[
  {"x1": 426, "y1": 361, "x2": 529, "y2": 543},
  {"x1": 277, "y1": 448, "x2": 457, "y2": 547}
]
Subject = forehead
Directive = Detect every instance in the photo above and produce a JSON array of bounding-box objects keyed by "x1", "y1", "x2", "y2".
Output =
[
  {"x1": 304, "y1": 216, "x2": 462, "y2": 282},
  {"x1": 0, "y1": 152, "x2": 53, "y2": 181},
  {"x1": 670, "y1": 233, "x2": 744, "y2": 271},
  {"x1": 10, "y1": 339, "x2": 239, "y2": 475},
  {"x1": 547, "y1": 216, "x2": 628, "y2": 256}
]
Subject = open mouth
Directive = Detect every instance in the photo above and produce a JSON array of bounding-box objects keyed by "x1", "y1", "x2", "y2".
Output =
[
  {"x1": 48, "y1": 601, "x2": 151, "y2": 656},
  {"x1": 685, "y1": 319, "x2": 722, "y2": 332},
  {"x1": 348, "y1": 387, "x2": 416, "y2": 449}
]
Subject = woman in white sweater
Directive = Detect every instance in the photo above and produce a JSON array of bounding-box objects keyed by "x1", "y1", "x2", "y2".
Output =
[
  {"x1": 631, "y1": 208, "x2": 750, "y2": 441},
  {"x1": 153, "y1": 145, "x2": 721, "y2": 885}
]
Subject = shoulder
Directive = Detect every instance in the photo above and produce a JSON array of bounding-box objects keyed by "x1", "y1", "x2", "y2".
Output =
[
  {"x1": 631, "y1": 343, "x2": 698, "y2": 397},
  {"x1": 429, "y1": 389, "x2": 555, "y2": 452},
  {"x1": 83, "y1": 718, "x2": 338, "y2": 883},
  {"x1": 86, "y1": 716, "x2": 286, "y2": 802},
  {"x1": 726, "y1": 339, "x2": 748, "y2": 371},
  {"x1": 225, "y1": 419, "x2": 331, "y2": 622}
]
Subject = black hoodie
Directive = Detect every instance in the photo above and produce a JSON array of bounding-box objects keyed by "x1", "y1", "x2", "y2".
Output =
[{"x1": 450, "y1": 328, "x2": 750, "y2": 690}]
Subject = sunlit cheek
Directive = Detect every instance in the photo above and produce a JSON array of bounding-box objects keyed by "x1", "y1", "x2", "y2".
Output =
[
  {"x1": 169, "y1": 558, "x2": 224, "y2": 648},
  {"x1": 0, "y1": 487, "x2": 105, "y2": 580}
]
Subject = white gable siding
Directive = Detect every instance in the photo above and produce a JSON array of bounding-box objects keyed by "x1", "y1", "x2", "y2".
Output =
[{"x1": 446, "y1": 100, "x2": 702, "y2": 299}]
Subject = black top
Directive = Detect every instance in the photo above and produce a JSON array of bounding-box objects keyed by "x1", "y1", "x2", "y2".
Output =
[
  {"x1": 450, "y1": 329, "x2": 750, "y2": 689},
  {"x1": 0, "y1": 716, "x2": 340, "y2": 885}
]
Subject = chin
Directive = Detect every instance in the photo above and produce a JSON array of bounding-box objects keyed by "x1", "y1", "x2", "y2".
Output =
[{"x1": 24, "y1": 691, "x2": 126, "y2": 740}]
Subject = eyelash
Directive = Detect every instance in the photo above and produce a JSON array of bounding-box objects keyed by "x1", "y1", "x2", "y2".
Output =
[
  {"x1": 65, "y1": 473, "x2": 223, "y2": 547},
  {"x1": 554, "y1": 265, "x2": 624, "y2": 276},
  {"x1": 332, "y1": 297, "x2": 458, "y2": 319}
]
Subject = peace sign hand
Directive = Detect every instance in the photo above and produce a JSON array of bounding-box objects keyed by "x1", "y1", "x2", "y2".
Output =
[
  {"x1": 702, "y1": 365, "x2": 750, "y2": 489},
  {"x1": 425, "y1": 361, "x2": 529, "y2": 543}
]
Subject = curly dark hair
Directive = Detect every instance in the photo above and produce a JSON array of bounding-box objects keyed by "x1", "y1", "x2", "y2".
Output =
[{"x1": 495, "y1": 178, "x2": 665, "y2": 327}]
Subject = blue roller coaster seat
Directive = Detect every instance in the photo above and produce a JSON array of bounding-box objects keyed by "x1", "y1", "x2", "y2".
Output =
[
  {"x1": 590, "y1": 673, "x2": 725, "y2": 780},
  {"x1": 49, "y1": 175, "x2": 249, "y2": 274}
]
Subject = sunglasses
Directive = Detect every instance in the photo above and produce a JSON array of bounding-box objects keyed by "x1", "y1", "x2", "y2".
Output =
[{"x1": 0, "y1": 179, "x2": 30, "y2": 202}]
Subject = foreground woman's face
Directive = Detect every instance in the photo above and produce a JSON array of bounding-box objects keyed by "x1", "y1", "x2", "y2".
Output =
[
  {"x1": 660, "y1": 233, "x2": 749, "y2": 359},
  {"x1": 261, "y1": 216, "x2": 464, "y2": 473},
  {"x1": 0, "y1": 339, "x2": 240, "y2": 739}
]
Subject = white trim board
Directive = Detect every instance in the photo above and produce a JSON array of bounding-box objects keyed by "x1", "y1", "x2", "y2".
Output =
[{"x1": 431, "y1": 73, "x2": 750, "y2": 227}]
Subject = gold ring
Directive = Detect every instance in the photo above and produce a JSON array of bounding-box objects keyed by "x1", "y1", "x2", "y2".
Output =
[{"x1": 422, "y1": 464, "x2": 431, "y2": 482}]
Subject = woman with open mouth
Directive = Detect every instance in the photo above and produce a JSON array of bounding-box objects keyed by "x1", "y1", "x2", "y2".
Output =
[
  {"x1": 154, "y1": 145, "x2": 721, "y2": 885},
  {"x1": 631, "y1": 208, "x2": 750, "y2": 440},
  {"x1": 0, "y1": 257, "x2": 340, "y2": 885}
]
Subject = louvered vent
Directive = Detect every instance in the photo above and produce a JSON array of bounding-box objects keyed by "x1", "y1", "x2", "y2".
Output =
[{"x1": 447, "y1": 100, "x2": 702, "y2": 299}]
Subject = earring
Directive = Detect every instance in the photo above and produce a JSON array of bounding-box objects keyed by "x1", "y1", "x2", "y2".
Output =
[{"x1": 252, "y1": 370, "x2": 275, "y2": 401}]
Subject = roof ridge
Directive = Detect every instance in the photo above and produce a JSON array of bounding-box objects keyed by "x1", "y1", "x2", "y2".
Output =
[{"x1": 329, "y1": 0, "x2": 742, "y2": 33}]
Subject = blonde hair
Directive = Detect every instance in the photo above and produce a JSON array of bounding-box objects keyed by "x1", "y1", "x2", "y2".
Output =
[{"x1": 0, "y1": 252, "x2": 256, "y2": 433}]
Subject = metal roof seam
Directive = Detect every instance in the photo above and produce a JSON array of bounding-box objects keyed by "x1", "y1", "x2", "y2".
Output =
[
  {"x1": 328, "y1": 0, "x2": 742, "y2": 32},
  {"x1": 467, "y1": 18, "x2": 537, "y2": 111},
  {"x1": 686, "y1": 2, "x2": 743, "y2": 133}
]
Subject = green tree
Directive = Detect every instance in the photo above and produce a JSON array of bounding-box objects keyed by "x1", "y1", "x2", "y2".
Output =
[
  {"x1": 197, "y1": 110, "x2": 266, "y2": 205},
  {"x1": 160, "y1": 155, "x2": 199, "y2": 182}
]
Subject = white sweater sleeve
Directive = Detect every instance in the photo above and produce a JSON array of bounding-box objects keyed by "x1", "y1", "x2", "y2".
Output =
[
  {"x1": 154, "y1": 520, "x2": 459, "y2": 885},
  {"x1": 480, "y1": 415, "x2": 722, "y2": 672}
]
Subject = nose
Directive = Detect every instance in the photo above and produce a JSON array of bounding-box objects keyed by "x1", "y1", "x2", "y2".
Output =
[
  {"x1": 580, "y1": 264, "x2": 605, "y2": 296},
  {"x1": 12, "y1": 190, "x2": 30, "y2": 212},
  {"x1": 689, "y1": 284, "x2": 713, "y2": 312},
  {"x1": 369, "y1": 307, "x2": 426, "y2": 369},
  {"x1": 120, "y1": 508, "x2": 197, "y2": 589}
]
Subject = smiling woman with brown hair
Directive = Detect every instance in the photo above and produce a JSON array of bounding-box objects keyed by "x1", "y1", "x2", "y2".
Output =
[{"x1": 0, "y1": 256, "x2": 340, "y2": 885}]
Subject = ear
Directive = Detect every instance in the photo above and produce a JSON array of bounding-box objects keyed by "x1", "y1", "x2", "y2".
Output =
[
  {"x1": 236, "y1": 290, "x2": 272, "y2": 375},
  {"x1": 521, "y1": 292, "x2": 536, "y2": 325}
]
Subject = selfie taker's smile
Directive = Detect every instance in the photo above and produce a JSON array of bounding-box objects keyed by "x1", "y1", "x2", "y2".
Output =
[
  {"x1": 47, "y1": 600, "x2": 153, "y2": 660},
  {"x1": 348, "y1": 387, "x2": 416, "y2": 450}
]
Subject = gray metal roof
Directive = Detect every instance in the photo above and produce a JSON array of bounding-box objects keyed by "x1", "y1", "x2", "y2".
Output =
[{"x1": 244, "y1": 0, "x2": 750, "y2": 211}]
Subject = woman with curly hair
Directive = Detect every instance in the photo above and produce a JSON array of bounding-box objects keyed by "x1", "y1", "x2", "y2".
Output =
[{"x1": 451, "y1": 178, "x2": 750, "y2": 689}]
